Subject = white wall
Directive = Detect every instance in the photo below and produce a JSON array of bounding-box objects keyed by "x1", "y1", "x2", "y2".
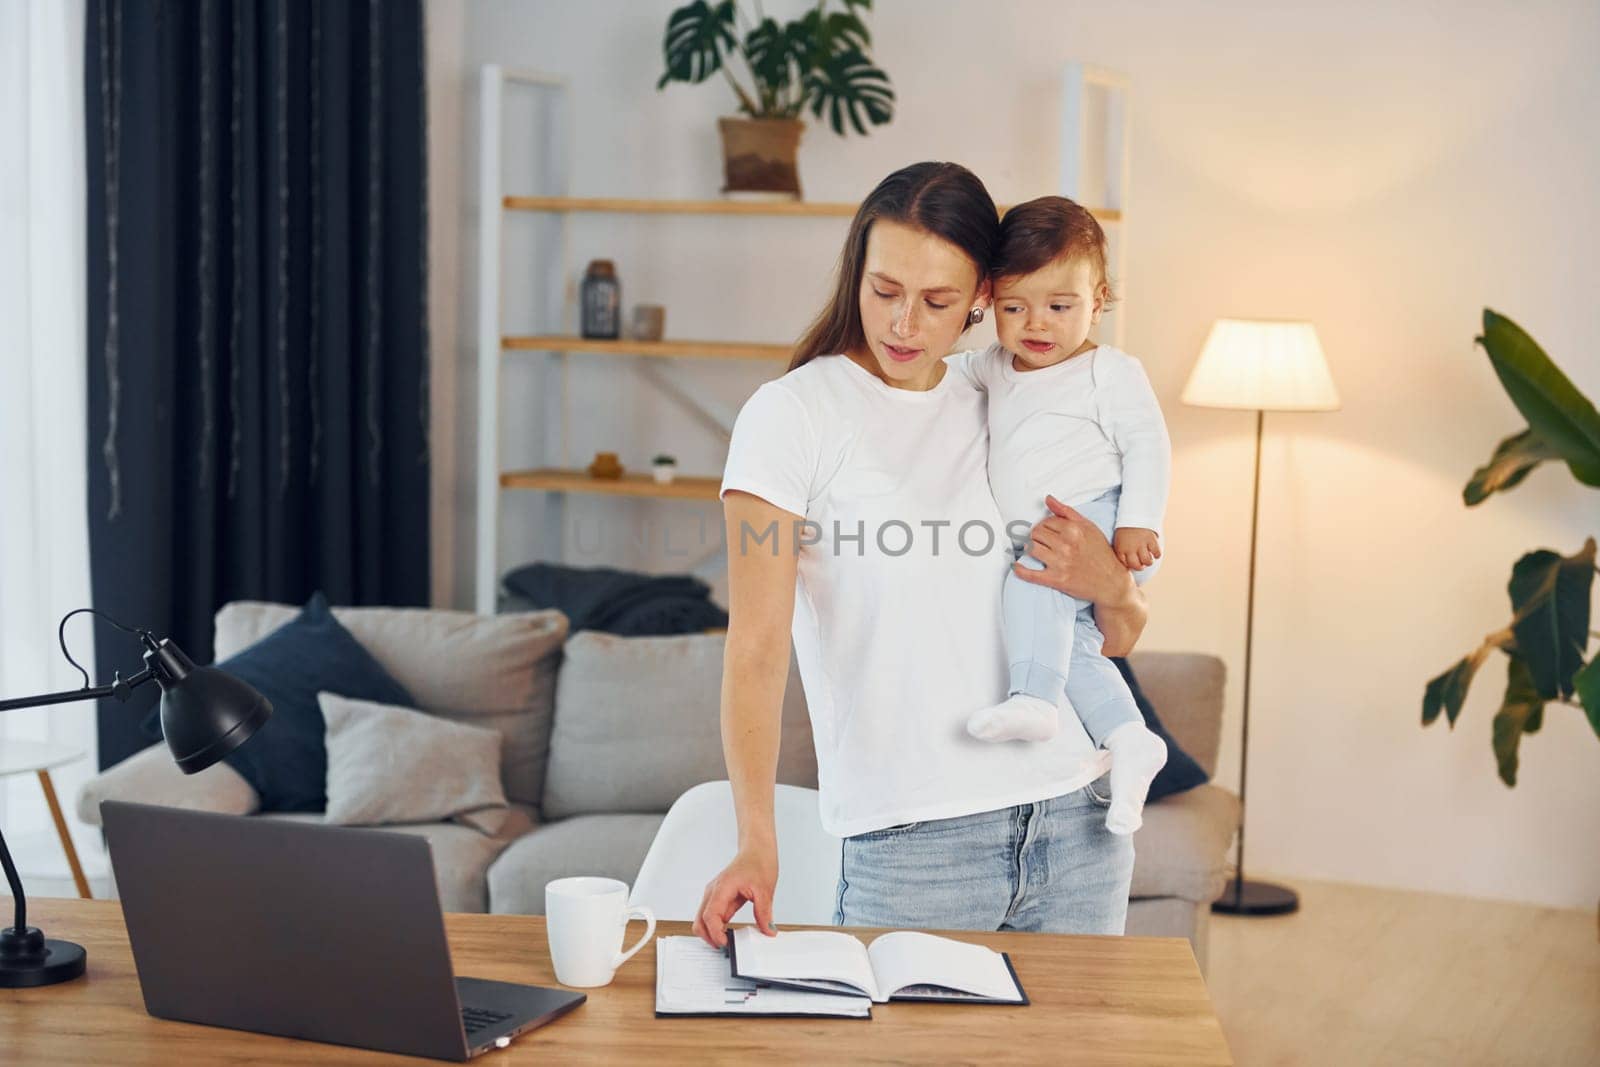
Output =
[{"x1": 426, "y1": 0, "x2": 1600, "y2": 909}]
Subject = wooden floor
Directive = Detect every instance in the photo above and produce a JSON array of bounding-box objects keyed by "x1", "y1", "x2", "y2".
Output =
[{"x1": 1205, "y1": 877, "x2": 1600, "y2": 1066}]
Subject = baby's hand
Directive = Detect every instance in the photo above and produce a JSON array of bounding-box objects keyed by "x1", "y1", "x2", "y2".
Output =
[{"x1": 1113, "y1": 527, "x2": 1161, "y2": 571}]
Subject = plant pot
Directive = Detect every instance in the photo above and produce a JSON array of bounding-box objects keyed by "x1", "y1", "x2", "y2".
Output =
[
  {"x1": 717, "y1": 117, "x2": 804, "y2": 198},
  {"x1": 652, "y1": 463, "x2": 678, "y2": 485}
]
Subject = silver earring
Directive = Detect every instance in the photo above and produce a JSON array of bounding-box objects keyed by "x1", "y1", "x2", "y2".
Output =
[{"x1": 967, "y1": 306, "x2": 985, "y2": 326}]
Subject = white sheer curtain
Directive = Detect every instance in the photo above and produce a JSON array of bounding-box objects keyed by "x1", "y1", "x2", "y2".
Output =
[{"x1": 0, "y1": 0, "x2": 102, "y2": 884}]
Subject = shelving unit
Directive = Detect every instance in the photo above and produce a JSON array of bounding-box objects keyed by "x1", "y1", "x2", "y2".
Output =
[
  {"x1": 502, "y1": 336, "x2": 791, "y2": 362},
  {"x1": 476, "y1": 61, "x2": 1132, "y2": 614},
  {"x1": 503, "y1": 195, "x2": 1121, "y2": 223},
  {"x1": 500, "y1": 468, "x2": 722, "y2": 501}
]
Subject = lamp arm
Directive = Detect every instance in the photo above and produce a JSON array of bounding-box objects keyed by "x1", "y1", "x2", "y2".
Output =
[
  {"x1": 0, "y1": 666, "x2": 156, "y2": 935},
  {"x1": 0, "y1": 666, "x2": 156, "y2": 714}
]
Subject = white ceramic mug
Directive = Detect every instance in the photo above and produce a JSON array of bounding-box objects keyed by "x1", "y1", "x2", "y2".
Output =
[{"x1": 544, "y1": 877, "x2": 656, "y2": 988}]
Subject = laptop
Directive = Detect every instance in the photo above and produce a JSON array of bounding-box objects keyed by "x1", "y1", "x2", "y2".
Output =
[{"x1": 101, "y1": 801, "x2": 586, "y2": 1061}]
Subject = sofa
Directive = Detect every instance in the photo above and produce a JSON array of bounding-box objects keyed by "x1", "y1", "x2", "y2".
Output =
[{"x1": 76, "y1": 601, "x2": 1240, "y2": 970}]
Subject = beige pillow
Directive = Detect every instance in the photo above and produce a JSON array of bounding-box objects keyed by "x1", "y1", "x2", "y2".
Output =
[{"x1": 318, "y1": 692, "x2": 509, "y2": 832}]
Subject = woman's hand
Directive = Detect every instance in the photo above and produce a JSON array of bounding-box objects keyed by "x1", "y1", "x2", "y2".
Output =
[
  {"x1": 693, "y1": 845, "x2": 779, "y2": 949},
  {"x1": 1013, "y1": 494, "x2": 1148, "y2": 655}
]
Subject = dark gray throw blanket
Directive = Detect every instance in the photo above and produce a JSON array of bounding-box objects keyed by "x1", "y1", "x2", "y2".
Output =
[{"x1": 500, "y1": 562, "x2": 729, "y2": 636}]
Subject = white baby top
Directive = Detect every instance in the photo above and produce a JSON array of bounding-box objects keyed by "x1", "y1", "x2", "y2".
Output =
[
  {"x1": 952, "y1": 343, "x2": 1171, "y2": 538},
  {"x1": 720, "y1": 353, "x2": 1106, "y2": 837}
]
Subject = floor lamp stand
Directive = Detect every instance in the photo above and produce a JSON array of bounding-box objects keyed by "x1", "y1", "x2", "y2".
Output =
[{"x1": 1212, "y1": 408, "x2": 1300, "y2": 917}]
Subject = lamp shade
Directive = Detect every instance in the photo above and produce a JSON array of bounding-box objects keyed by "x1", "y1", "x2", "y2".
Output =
[
  {"x1": 144, "y1": 638, "x2": 273, "y2": 775},
  {"x1": 1182, "y1": 319, "x2": 1340, "y2": 412}
]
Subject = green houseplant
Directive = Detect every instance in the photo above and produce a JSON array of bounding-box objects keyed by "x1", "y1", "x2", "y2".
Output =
[
  {"x1": 1421, "y1": 310, "x2": 1600, "y2": 785},
  {"x1": 657, "y1": 0, "x2": 894, "y2": 197}
]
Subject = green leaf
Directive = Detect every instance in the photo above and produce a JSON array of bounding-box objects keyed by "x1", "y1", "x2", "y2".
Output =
[
  {"x1": 1423, "y1": 630, "x2": 1514, "y2": 727},
  {"x1": 804, "y1": 48, "x2": 894, "y2": 136},
  {"x1": 1574, "y1": 656, "x2": 1600, "y2": 741},
  {"x1": 745, "y1": 17, "x2": 803, "y2": 96},
  {"x1": 1491, "y1": 657, "x2": 1546, "y2": 787},
  {"x1": 658, "y1": 0, "x2": 737, "y2": 89},
  {"x1": 1522, "y1": 702, "x2": 1544, "y2": 734},
  {"x1": 822, "y1": 11, "x2": 871, "y2": 53},
  {"x1": 1478, "y1": 309, "x2": 1600, "y2": 487},
  {"x1": 1463, "y1": 428, "x2": 1562, "y2": 506},
  {"x1": 841, "y1": 0, "x2": 873, "y2": 10},
  {"x1": 1507, "y1": 538, "x2": 1596, "y2": 700},
  {"x1": 1423, "y1": 646, "x2": 1494, "y2": 727}
]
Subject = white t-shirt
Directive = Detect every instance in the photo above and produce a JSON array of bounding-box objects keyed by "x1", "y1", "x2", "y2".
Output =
[
  {"x1": 953, "y1": 343, "x2": 1171, "y2": 538},
  {"x1": 719, "y1": 352, "x2": 1106, "y2": 838}
]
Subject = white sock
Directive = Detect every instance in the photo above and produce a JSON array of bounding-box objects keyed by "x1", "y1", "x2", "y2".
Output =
[
  {"x1": 1102, "y1": 722, "x2": 1168, "y2": 834},
  {"x1": 966, "y1": 694, "x2": 1060, "y2": 743}
]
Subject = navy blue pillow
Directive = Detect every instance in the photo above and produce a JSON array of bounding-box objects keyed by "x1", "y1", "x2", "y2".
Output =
[
  {"x1": 1111, "y1": 657, "x2": 1209, "y2": 801},
  {"x1": 143, "y1": 593, "x2": 414, "y2": 813}
]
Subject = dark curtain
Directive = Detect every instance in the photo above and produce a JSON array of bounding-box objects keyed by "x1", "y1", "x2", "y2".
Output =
[{"x1": 85, "y1": 0, "x2": 430, "y2": 770}]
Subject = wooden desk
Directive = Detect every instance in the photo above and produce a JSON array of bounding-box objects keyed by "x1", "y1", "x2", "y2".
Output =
[{"x1": 4, "y1": 898, "x2": 1232, "y2": 1065}]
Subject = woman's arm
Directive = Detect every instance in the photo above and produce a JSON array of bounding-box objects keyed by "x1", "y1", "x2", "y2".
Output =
[
  {"x1": 1011, "y1": 493, "x2": 1149, "y2": 656},
  {"x1": 692, "y1": 490, "x2": 802, "y2": 949}
]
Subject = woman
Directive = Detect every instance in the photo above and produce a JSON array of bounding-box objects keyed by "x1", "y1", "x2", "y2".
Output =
[{"x1": 692, "y1": 162, "x2": 1146, "y2": 949}]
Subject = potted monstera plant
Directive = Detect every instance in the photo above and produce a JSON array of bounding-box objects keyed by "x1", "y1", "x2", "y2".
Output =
[
  {"x1": 657, "y1": 0, "x2": 894, "y2": 198},
  {"x1": 1421, "y1": 310, "x2": 1599, "y2": 786}
]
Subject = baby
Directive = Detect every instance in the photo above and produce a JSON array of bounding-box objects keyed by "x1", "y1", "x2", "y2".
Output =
[{"x1": 961, "y1": 196, "x2": 1171, "y2": 835}]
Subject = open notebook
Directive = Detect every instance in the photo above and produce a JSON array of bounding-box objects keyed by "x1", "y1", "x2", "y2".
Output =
[
  {"x1": 728, "y1": 928, "x2": 1029, "y2": 1005},
  {"x1": 655, "y1": 936, "x2": 872, "y2": 1018}
]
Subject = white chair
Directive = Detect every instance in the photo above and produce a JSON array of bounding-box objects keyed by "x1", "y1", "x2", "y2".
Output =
[{"x1": 629, "y1": 781, "x2": 842, "y2": 926}]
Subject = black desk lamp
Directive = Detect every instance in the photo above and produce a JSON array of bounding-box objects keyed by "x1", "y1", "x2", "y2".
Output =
[{"x1": 0, "y1": 609, "x2": 271, "y2": 987}]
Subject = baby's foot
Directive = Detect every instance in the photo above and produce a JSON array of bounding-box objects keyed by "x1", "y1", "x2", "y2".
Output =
[
  {"x1": 1102, "y1": 723, "x2": 1168, "y2": 834},
  {"x1": 967, "y1": 694, "x2": 1060, "y2": 743}
]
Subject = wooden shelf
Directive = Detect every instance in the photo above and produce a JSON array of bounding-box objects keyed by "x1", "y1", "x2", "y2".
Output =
[
  {"x1": 505, "y1": 196, "x2": 857, "y2": 217},
  {"x1": 503, "y1": 336, "x2": 790, "y2": 362},
  {"x1": 504, "y1": 195, "x2": 1121, "y2": 223},
  {"x1": 501, "y1": 467, "x2": 722, "y2": 501}
]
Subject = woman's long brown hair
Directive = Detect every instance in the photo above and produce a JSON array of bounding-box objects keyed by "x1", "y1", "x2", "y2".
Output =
[{"x1": 789, "y1": 162, "x2": 999, "y2": 373}]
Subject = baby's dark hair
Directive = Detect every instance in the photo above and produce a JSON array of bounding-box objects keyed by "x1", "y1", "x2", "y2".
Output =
[{"x1": 992, "y1": 196, "x2": 1118, "y2": 309}]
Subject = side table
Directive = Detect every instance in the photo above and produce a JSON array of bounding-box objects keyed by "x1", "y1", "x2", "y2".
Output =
[{"x1": 0, "y1": 740, "x2": 91, "y2": 898}]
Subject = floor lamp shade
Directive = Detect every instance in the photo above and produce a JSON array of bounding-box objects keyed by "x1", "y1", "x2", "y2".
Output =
[
  {"x1": 1183, "y1": 319, "x2": 1340, "y2": 412},
  {"x1": 1184, "y1": 318, "x2": 1338, "y2": 917}
]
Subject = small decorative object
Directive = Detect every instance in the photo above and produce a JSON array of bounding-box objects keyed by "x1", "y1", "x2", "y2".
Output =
[
  {"x1": 587, "y1": 451, "x2": 623, "y2": 480},
  {"x1": 580, "y1": 259, "x2": 621, "y2": 339},
  {"x1": 1416, "y1": 310, "x2": 1599, "y2": 787},
  {"x1": 651, "y1": 454, "x2": 679, "y2": 485},
  {"x1": 656, "y1": 0, "x2": 895, "y2": 198},
  {"x1": 630, "y1": 304, "x2": 666, "y2": 342}
]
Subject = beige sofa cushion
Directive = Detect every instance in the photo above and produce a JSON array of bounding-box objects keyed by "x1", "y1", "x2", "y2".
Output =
[
  {"x1": 215, "y1": 602, "x2": 567, "y2": 805},
  {"x1": 1125, "y1": 651, "x2": 1225, "y2": 778},
  {"x1": 487, "y1": 813, "x2": 666, "y2": 916},
  {"x1": 256, "y1": 805, "x2": 539, "y2": 914},
  {"x1": 319, "y1": 693, "x2": 509, "y2": 830},
  {"x1": 1129, "y1": 783, "x2": 1240, "y2": 903},
  {"x1": 76, "y1": 741, "x2": 259, "y2": 826},
  {"x1": 540, "y1": 632, "x2": 818, "y2": 820}
]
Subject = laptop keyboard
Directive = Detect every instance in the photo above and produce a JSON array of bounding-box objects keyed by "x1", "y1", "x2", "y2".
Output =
[{"x1": 461, "y1": 1006, "x2": 515, "y2": 1035}]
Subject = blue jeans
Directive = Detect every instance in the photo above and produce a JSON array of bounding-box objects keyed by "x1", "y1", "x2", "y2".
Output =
[
  {"x1": 1006, "y1": 486, "x2": 1145, "y2": 746},
  {"x1": 833, "y1": 782, "x2": 1134, "y2": 934}
]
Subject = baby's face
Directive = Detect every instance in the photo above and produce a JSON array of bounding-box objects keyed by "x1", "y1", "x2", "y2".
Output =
[{"x1": 993, "y1": 256, "x2": 1102, "y2": 369}]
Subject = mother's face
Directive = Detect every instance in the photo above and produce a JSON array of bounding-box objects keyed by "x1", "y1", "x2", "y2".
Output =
[{"x1": 855, "y1": 219, "x2": 989, "y2": 387}]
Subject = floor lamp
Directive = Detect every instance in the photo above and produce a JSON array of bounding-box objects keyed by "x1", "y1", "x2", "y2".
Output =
[{"x1": 1182, "y1": 319, "x2": 1340, "y2": 917}]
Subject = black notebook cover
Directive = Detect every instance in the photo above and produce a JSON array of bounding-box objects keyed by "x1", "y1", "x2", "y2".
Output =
[{"x1": 726, "y1": 934, "x2": 1030, "y2": 1006}]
